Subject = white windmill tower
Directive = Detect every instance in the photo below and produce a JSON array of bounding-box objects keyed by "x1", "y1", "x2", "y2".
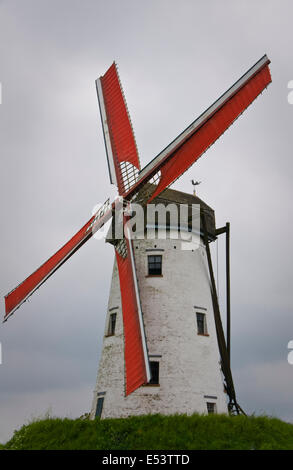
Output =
[
  {"x1": 4, "y1": 57, "x2": 272, "y2": 419},
  {"x1": 91, "y1": 187, "x2": 229, "y2": 418}
]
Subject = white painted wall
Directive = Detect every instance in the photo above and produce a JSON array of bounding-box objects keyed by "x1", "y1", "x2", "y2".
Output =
[{"x1": 90, "y1": 233, "x2": 228, "y2": 419}]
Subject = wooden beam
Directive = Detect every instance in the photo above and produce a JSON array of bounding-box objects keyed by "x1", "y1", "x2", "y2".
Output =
[{"x1": 202, "y1": 214, "x2": 244, "y2": 415}]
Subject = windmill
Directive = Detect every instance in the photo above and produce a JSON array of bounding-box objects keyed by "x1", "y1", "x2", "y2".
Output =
[{"x1": 4, "y1": 56, "x2": 271, "y2": 418}]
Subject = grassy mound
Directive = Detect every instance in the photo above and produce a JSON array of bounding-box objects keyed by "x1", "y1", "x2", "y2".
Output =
[{"x1": 1, "y1": 413, "x2": 293, "y2": 450}]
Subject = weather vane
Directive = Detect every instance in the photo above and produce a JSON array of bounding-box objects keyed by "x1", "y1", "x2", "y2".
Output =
[{"x1": 191, "y1": 179, "x2": 201, "y2": 196}]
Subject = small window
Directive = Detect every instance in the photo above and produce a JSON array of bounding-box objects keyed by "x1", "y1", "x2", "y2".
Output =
[
  {"x1": 196, "y1": 312, "x2": 207, "y2": 335},
  {"x1": 206, "y1": 402, "x2": 216, "y2": 414},
  {"x1": 148, "y1": 255, "x2": 162, "y2": 276},
  {"x1": 107, "y1": 313, "x2": 117, "y2": 336},
  {"x1": 95, "y1": 397, "x2": 104, "y2": 418},
  {"x1": 149, "y1": 361, "x2": 159, "y2": 385}
]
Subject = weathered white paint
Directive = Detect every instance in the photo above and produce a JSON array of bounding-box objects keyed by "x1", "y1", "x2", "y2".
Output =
[{"x1": 90, "y1": 231, "x2": 228, "y2": 419}]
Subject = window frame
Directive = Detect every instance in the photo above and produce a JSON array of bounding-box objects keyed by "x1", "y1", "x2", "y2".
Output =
[
  {"x1": 206, "y1": 402, "x2": 217, "y2": 414},
  {"x1": 144, "y1": 361, "x2": 160, "y2": 386},
  {"x1": 95, "y1": 397, "x2": 104, "y2": 418},
  {"x1": 147, "y1": 254, "x2": 163, "y2": 277},
  {"x1": 106, "y1": 312, "x2": 117, "y2": 336},
  {"x1": 196, "y1": 312, "x2": 209, "y2": 336}
]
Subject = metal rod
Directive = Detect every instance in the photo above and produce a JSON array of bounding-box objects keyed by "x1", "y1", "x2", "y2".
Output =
[
  {"x1": 226, "y1": 222, "x2": 231, "y2": 363},
  {"x1": 201, "y1": 213, "x2": 244, "y2": 415}
]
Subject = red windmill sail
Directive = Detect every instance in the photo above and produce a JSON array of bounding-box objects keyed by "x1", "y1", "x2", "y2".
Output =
[
  {"x1": 4, "y1": 199, "x2": 113, "y2": 321},
  {"x1": 115, "y1": 216, "x2": 151, "y2": 395},
  {"x1": 126, "y1": 55, "x2": 271, "y2": 203},
  {"x1": 96, "y1": 62, "x2": 151, "y2": 393},
  {"x1": 96, "y1": 62, "x2": 141, "y2": 195}
]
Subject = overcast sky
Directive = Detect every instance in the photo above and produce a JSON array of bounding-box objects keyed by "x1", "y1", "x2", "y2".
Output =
[{"x1": 1, "y1": 0, "x2": 293, "y2": 443}]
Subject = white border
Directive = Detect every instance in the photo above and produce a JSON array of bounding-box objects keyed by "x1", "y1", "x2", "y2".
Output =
[
  {"x1": 125, "y1": 223, "x2": 151, "y2": 383},
  {"x1": 96, "y1": 78, "x2": 118, "y2": 187}
]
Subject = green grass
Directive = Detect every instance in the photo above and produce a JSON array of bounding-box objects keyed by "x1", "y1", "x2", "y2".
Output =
[{"x1": 1, "y1": 413, "x2": 293, "y2": 450}]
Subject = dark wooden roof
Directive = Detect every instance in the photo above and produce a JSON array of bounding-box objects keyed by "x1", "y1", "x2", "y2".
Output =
[
  {"x1": 153, "y1": 187, "x2": 216, "y2": 239},
  {"x1": 106, "y1": 187, "x2": 216, "y2": 244}
]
